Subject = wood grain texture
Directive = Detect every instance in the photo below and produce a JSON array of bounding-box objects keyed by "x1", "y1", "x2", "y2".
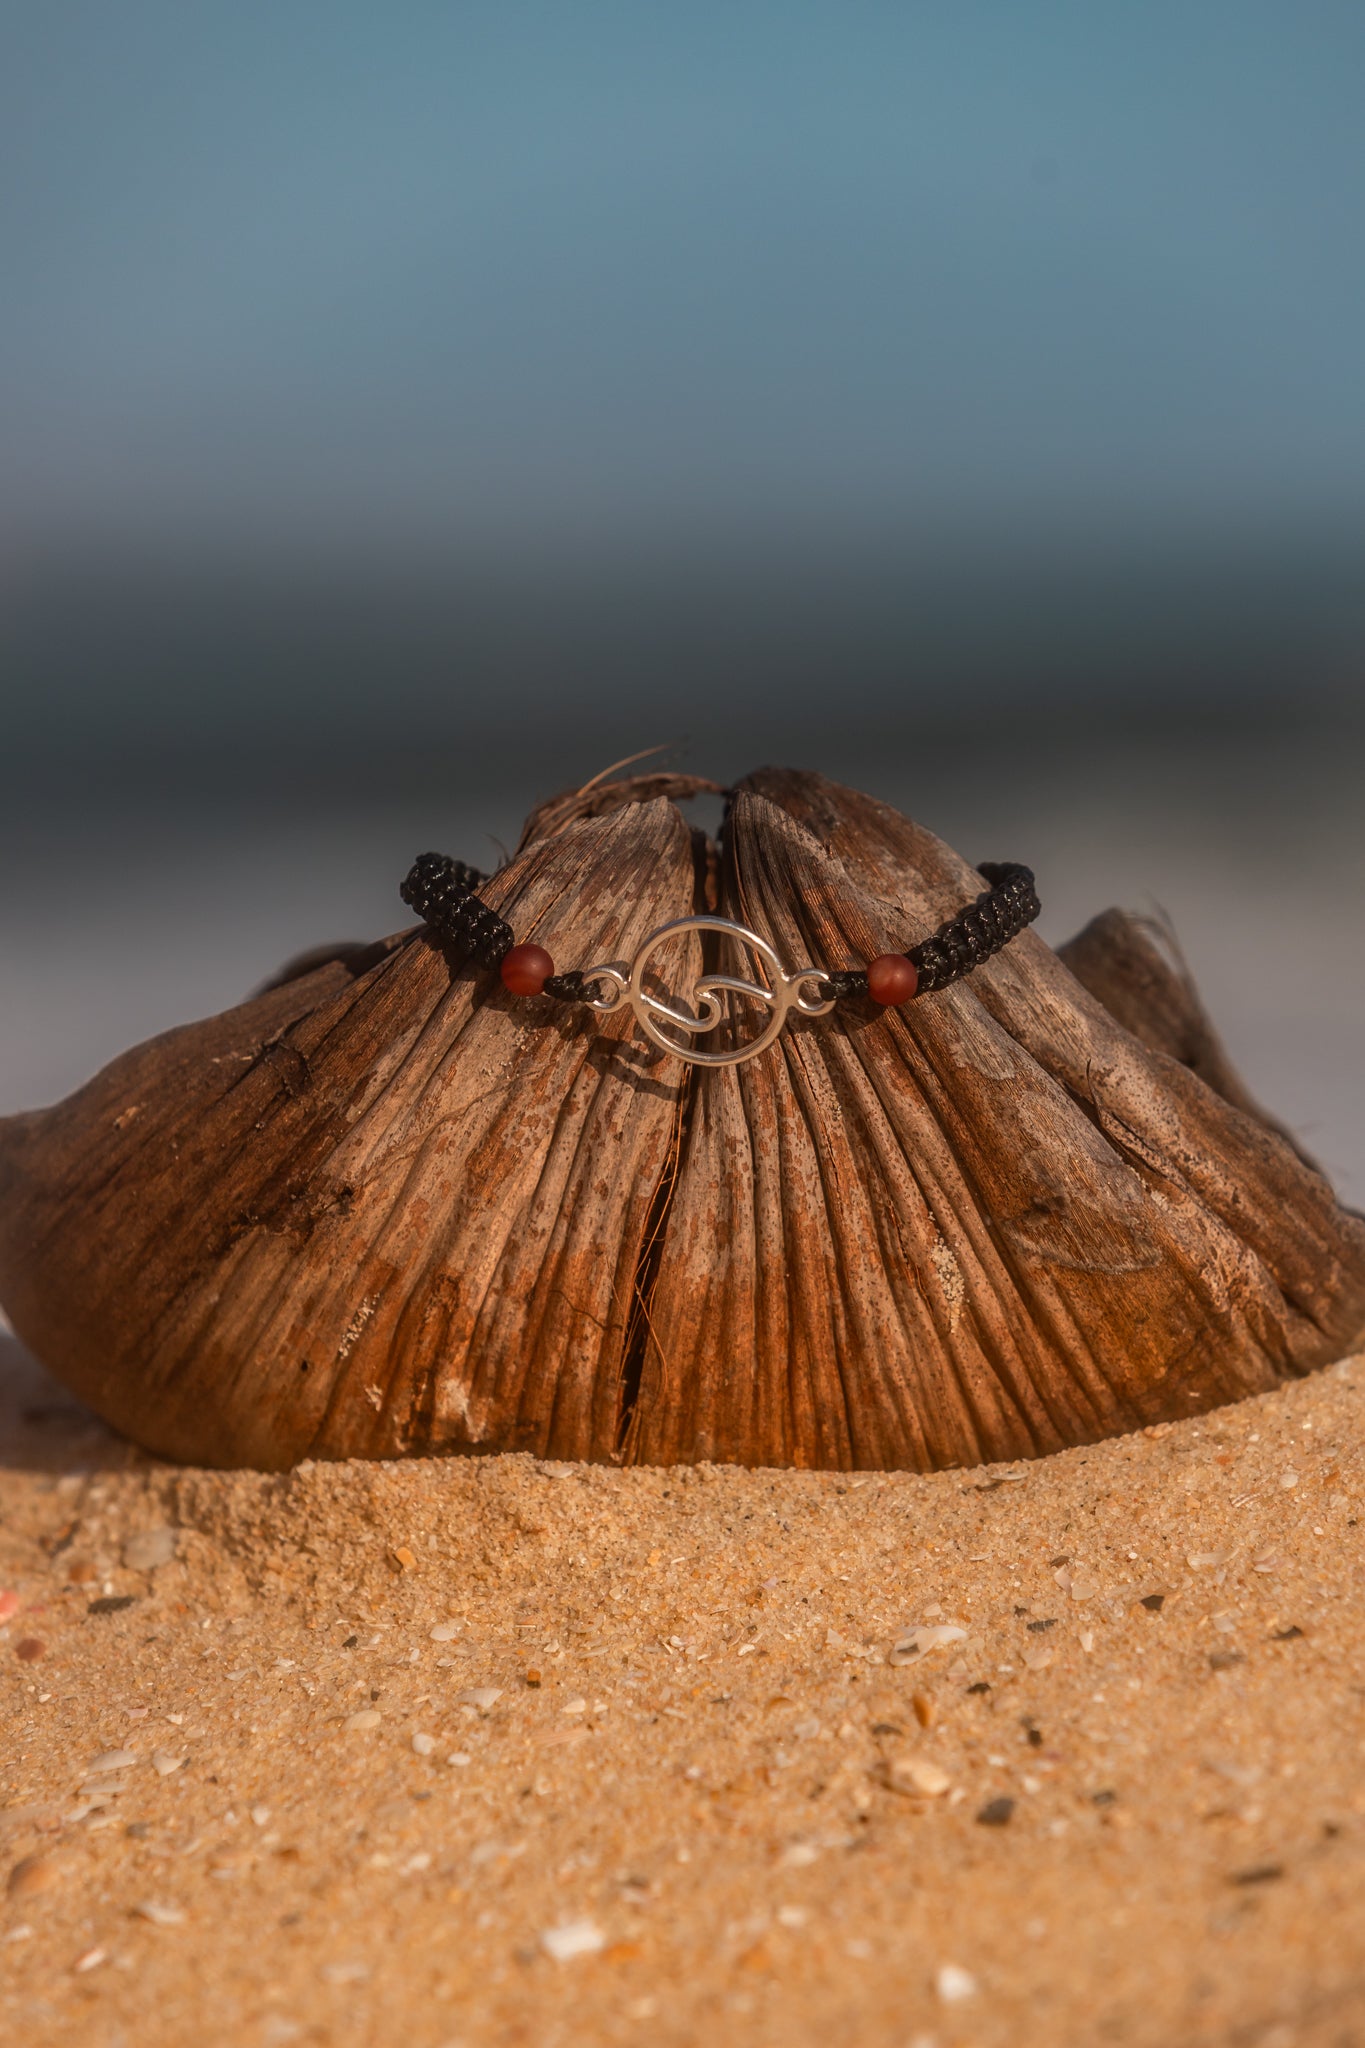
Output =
[
  {"x1": 0, "y1": 798, "x2": 697, "y2": 1468},
  {"x1": 627, "y1": 770, "x2": 1365, "y2": 1467},
  {"x1": 1057, "y1": 906, "x2": 1318, "y2": 1168},
  {"x1": 2, "y1": 768, "x2": 1362, "y2": 1472}
]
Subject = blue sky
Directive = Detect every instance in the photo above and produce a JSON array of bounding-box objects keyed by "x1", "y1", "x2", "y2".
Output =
[{"x1": 5, "y1": 2, "x2": 1365, "y2": 567}]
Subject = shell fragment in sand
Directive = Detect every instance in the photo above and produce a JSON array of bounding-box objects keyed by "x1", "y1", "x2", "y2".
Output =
[
  {"x1": 455, "y1": 1688, "x2": 503, "y2": 1712},
  {"x1": 887, "y1": 1756, "x2": 952, "y2": 1798},
  {"x1": 937, "y1": 1963, "x2": 979, "y2": 2002},
  {"x1": 123, "y1": 1527, "x2": 177, "y2": 1571},
  {"x1": 540, "y1": 1919, "x2": 605, "y2": 1962},
  {"x1": 134, "y1": 1901, "x2": 187, "y2": 1927},
  {"x1": 889, "y1": 1625, "x2": 968, "y2": 1667}
]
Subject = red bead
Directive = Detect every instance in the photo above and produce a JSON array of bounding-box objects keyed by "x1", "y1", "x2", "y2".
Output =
[
  {"x1": 500, "y1": 943, "x2": 555, "y2": 997},
  {"x1": 866, "y1": 953, "x2": 919, "y2": 1006}
]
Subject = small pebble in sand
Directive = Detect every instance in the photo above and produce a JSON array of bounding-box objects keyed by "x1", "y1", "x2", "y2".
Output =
[
  {"x1": 250, "y1": 1805, "x2": 271, "y2": 1827},
  {"x1": 0, "y1": 1590, "x2": 20, "y2": 1621},
  {"x1": 888, "y1": 1757, "x2": 952, "y2": 1798},
  {"x1": 88, "y1": 1749, "x2": 139, "y2": 1773},
  {"x1": 134, "y1": 1900, "x2": 187, "y2": 1926},
  {"x1": 912, "y1": 1692, "x2": 937, "y2": 1729},
  {"x1": 447, "y1": 1751, "x2": 473, "y2": 1768},
  {"x1": 561, "y1": 1697, "x2": 587, "y2": 1717},
  {"x1": 14, "y1": 1637, "x2": 45, "y2": 1662},
  {"x1": 936, "y1": 1962, "x2": 978, "y2": 2002},
  {"x1": 412, "y1": 1733, "x2": 436, "y2": 1756},
  {"x1": 123, "y1": 1527, "x2": 176, "y2": 1571},
  {"x1": 8, "y1": 1852, "x2": 64, "y2": 1897},
  {"x1": 540, "y1": 1918, "x2": 606, "y2": 1962},
  {"x1": 150, "y1": 1752, "x2": 185, "y2": 1776},
  {"x1": 429, "y1": 1621, "x2": 461, "y2": 1642},
  {"x1": 977, "y1": 1797, "x2": 1016, "y2": 1827},
  {"x1": 1280, "y1": 1471, "x2": 1299, "y2": 1490},
  {"x1": 73, "y1": 1947, "x2": 107, "y2": 1973},
  {"x1": 344, "y1": 1710, "x2": 382, "y2": 1731}
]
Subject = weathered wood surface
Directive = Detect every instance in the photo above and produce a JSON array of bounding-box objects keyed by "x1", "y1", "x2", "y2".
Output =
[
  {"x1": 2, "y1": 769, "x2": 1362, "y2": 1471},
  {"x1": 1057, "y1": 906, "x2": 1319, "y2": 1168},
  {"x1": 0, "y1": 799, "x2": 698, "y2": 1468},
  {"x1": 630, "y1": 772, "x2": 1365, "y2": 1465}
]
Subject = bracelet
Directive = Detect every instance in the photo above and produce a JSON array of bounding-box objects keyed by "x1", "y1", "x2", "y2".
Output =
[{"x1": 399, "y1": 852, "x2": 1039, "y2": 1068}]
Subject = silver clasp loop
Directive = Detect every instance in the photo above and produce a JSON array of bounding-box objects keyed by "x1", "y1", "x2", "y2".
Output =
[{"x1": 581, "y1": 916, "x2": 834, "y2": 1067}]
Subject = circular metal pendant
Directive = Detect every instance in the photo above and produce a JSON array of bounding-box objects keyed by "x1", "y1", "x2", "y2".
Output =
[{"x1": 581, "y1": 915, "x2": 835, "y2": 1067}]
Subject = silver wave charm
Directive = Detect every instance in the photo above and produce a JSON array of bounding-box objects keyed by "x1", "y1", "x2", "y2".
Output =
[{"x1": 581, "y1": 915, "x2": 835, "y2": 1067}]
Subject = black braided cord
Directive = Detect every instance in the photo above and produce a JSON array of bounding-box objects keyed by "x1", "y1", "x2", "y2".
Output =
[
  {"x1": 400, "y1": 852, "x2": 1038, "y2": 1004},
  {"x1": 819, "y1": 860, "x2": 1039, "y2": 1001},
  {"x1": 912, "y1": 859, "x2": 1040, "y2": 992},
  {"x1": 542, "y1": 969, "x2": 605, "y2": 1004},
  {"x1": 400, "y1": 852, "x2": 602, "y2": 999},
  {"x1": 399, "y1": 852, "x2": 514, "y2": 971}
]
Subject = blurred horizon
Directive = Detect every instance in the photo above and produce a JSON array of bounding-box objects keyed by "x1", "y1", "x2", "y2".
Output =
[{"x1": 6, "y1": 518, "x2": 1364, "y2": 800}]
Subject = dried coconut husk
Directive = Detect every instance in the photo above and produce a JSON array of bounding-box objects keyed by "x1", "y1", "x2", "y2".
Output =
[
  {"x1": 1, "y1": 768, "x2": 1362, "y2": 1472},
  {"x1": 1055, "y1": 904, "x2": 1319, "y2": 1167}
]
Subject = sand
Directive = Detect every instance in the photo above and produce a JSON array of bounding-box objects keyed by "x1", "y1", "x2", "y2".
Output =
[{"x1": 2, "y1": 1325, "x2": 1364, "y2": 2048}]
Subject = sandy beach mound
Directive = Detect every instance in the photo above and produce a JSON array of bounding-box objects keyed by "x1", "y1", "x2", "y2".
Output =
[{"x1": 2, "y1": 1329, "x2": 1364, "y2": 2047}]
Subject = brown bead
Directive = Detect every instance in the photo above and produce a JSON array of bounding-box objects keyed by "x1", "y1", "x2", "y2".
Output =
[
  {"x1": 500, "y1": 943, "x2": 555, "y2": 997},
  {"x1": 866, "y1": 953, "x2": 919, "y2": 1006}
]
